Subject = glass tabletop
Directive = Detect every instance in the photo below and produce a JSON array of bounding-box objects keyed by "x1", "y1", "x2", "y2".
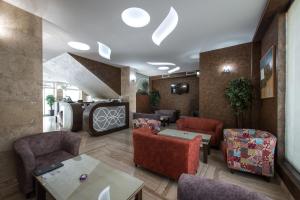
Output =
[
  {"x1": 158, "y1": 129, "x2": 211, "y2": 145},
  {"x1": 35, "y1": 154, "x2": 144, "y2": 200}
]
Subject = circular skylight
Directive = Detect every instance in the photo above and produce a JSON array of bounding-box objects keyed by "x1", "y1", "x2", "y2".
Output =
[
  {"x1": 158, "y1": 66, "x2": 170, "y2": 70},
  {"x1": 68, "y1": 41, "x2": 90, "y2": 51},
  {"x1": 122, "y1": 8, "x2": 150, "y2": 28}
]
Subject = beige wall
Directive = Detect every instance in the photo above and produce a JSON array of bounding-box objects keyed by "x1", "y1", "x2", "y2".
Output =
[
  {"x1": 121, "y1": 67, "x2": 136, "y2": 125},
  {"x1": 0, "y1": 1, "x2": 42, "y2": 198}
]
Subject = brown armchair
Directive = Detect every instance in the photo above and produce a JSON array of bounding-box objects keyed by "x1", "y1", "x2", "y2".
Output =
[{"x1": 14, "y1": 131, "x2": 81, "y2": 195}]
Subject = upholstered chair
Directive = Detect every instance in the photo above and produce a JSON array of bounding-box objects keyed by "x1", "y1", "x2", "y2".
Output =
[
  {"x1": 223, "y1": 129, "x2": 277, "y2": 177},
  {"x1": 14, "y1": 131, "x2": 81, "y2": 195},
  {"x1": 178, "y1": 174, "x2": 271, "y2": 200}
]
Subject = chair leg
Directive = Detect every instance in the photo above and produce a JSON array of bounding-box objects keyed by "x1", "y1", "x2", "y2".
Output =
[
  {"x1": 230, "y1": 169, "x2": 234, "y2": 174},
  {"x1": 264, "y1": 176, "x2": 271, "y2": 182}
]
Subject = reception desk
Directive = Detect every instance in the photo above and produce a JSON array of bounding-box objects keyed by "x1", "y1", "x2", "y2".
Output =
[
  {"x1": 57, "y1": 102, "x2": 83, "y2": 132},
  {"x1": 83, "y1": 102, "x2": 129, "y2": 136}
]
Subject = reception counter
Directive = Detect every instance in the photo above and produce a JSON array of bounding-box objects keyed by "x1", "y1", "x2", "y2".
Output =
[{"x1": 83, "y1": 102, "x2": 129, "y2": 136}]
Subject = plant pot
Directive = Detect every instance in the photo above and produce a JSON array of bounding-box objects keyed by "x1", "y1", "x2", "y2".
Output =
[{"x1": 49, "y1": 110, "x2": 55, "y2": 116}]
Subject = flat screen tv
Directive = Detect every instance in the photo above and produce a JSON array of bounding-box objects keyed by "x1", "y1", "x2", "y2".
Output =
[{"x1": 171, "y1": 83, "x2": 189, "y2": 95}]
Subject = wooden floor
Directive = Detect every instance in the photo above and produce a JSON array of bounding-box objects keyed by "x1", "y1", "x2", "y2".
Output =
[{"x1": 3, "y1": 126, "x2": 294, "y2": 200}]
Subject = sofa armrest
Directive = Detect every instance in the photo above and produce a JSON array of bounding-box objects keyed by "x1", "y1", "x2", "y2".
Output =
[
  {"x1": 176, "y1": 119, "x2": 186, "y2": 130},
  {"x1": 14, "y1": 140, "x2": 36, "y2": 171},
  {"x1": 62, "y1": 132, "x2": 81, "y2": 156}
]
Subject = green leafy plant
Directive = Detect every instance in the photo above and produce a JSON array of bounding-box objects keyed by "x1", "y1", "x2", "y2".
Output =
[
  {"x1": 136, "y1": 80, "x2": 149, "y2": 95},
  {"x1": 225, "y1": 77, "x2": 252, "y2": 127},
  {"x1": 46, "y1": 95, "x2": 55, "y2": 110},
  {"x1": 149, "y1": 90, "x2": 160, "y2": 109}
]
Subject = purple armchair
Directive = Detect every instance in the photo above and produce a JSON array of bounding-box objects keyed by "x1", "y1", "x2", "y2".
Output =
[
  {"x1": 178, "y1": 174, "x2": 271, "y2": 200},
  {"x1": 14, "y1": 131, "x2": 81, "y2": 195}
]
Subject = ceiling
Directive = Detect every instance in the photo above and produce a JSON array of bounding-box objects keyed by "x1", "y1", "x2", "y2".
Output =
[{"x1": 5, "y1": 0, "x2": 267, "y2": 76}]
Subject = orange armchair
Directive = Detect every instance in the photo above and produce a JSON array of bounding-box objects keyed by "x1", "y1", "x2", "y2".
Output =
[
  {"x1": 176, "y1": 117, "x2": 223, "y2": 147},
  {"x1": 133, "y1": 128, "x2": 201, "y2": 180}
]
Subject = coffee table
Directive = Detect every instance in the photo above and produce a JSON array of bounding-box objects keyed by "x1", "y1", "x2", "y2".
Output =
[
  {"x1": 34, "y1": 154, "x2": 144, "y2": 200},
  {"x1": 158, "y1": 129, "x2": 211, "y2": 163}
]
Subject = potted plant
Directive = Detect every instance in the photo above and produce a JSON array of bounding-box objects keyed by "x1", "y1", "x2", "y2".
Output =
[
  {"x1": 136, "y1": 80, "x2": 149, "y2": 95},
  {"x1": 149, "y1": 90, "x2": 160, "y2": 112},
  {"x1": 225, "y1": 77, "x2": 252, "y2": 128},
  {"x1": 46, "y1": 95, "x2": 55, "y2": 116}
]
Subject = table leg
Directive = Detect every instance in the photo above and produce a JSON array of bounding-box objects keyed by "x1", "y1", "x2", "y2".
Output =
[
  {"x1": 135, "y1": 189, "x2": 142, "y2": 200},
  {"x1": 202, "y1": 144, "x2": 208, "y2": 164},
  {"x1": 35, "y1": 181, "x2": 46, "y2": 200}
]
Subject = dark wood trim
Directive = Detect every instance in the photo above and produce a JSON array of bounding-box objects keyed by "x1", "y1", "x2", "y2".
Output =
[
  {"x1": 278, "y1": 161, "x2": 300, "y2": 199},
  {"x1": 253, "y1": 0, "x2": 291, "y2": 42},
  {"x1": 150, "y1": 72, "x2": 199, "y2": 80},
  {"x1": 83, "y1": 102, "x2": 129, "y2": 136}
]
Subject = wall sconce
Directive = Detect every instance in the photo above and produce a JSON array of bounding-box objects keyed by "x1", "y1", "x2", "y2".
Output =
[
  {"x1": 223, "y1": 65, "x2": 232, "y2": 73},
  {"x1": 196, "y1": 71, "x2": 200, "y2": 76},
  {"x1": 130, "y1": 73, "x2": 136, "y2": 82}
]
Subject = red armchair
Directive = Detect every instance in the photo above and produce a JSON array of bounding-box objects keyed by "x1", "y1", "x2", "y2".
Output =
[
  {"x1": 132, "y1": 128, "x2": 201, "y2": 180},
  {"x1": 176, "y1": 117, "x2": 223, "y2": 147}
]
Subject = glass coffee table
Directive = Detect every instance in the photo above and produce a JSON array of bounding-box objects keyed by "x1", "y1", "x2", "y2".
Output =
[
  {"x1": 158, "y1": 129, "x2": 211, "y2": 163},
  {"x1": 34, "y1": 154, "x2": 144, "y2": 200}
]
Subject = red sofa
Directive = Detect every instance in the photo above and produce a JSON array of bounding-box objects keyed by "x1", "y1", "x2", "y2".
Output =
[
  {"x1": 132, "y1": 128, "x2": 201, "y2": 180},
  {"x1": 176, "y1": 117, "x2": 223, "y2": 147}
]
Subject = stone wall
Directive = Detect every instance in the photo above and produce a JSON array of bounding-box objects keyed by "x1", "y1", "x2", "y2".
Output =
[
  {"x1": 199, "y1": 43, "x2": 253, "y2": 127},
  {"x1": 0, "y1": 1, "x2": 42, "y2": 198},
  {"x1": 151, "y1": 76, "x2": 199, "y2": 116}
]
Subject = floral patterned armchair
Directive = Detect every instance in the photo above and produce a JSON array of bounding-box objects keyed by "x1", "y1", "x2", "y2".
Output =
[{"x1": 223, "y1": 129, "x2": 277, "y2": 177}]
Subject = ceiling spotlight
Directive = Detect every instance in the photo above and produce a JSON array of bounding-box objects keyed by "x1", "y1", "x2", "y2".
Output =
[
  {"x1": 122, "y1": 7, "x2": 150, "y2": 28},
  {"x1": 68, "y1": 41, "x2": 90, "y2": 51},
  {"x1": 147, "y1": 62, "x2": 176, "y2": 66},
  {"x1": 152, "y1": 7, "x2": 178, "y2": 46},
  {"x1": 97, "y1": 42, "x2": 111, "y2": 60},
  {"x1": 158, "y1": 66, "x2": 170, "y2": 70},
  {"x1": 168, "y1": 66, "x2": 180, "y2": 74}
]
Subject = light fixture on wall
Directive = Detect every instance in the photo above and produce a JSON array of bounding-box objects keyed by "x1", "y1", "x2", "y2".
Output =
[
  {"x1": 196, "y1": 71, "x2": 200, "y2": 76},
  {"x1": 130, "y1": 73, "x2": 136, "y2": 82},
  {"x1": 152, "y1": 7, "x2": 178, "y2": 46},
  {"x1": 97, "y1": 42, "x2": 111, "y2": 60},
  {"x1": 122, "y1": 7, "x2": 150, "y2": 28},
  {"x1": 223, "y1": 65, "x2": 232, "y2": 73}
]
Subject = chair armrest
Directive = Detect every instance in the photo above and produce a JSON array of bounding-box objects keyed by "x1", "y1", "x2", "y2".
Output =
[
  {"x1": 62, "y1": 133, "x2": 81, "y2": 156},
  {"x1": 14, "y1": 140, "x2": 36, "y2": 172},
  {"x1": 176, "y1": 119, "x2": 185, "y2": 130}
]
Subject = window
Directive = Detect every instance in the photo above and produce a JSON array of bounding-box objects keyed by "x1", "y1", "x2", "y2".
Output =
[
  {"x1": 285, "y1": 0, "x2": 300, "y2": 173},
  {"x1": 43, "y1": 82, "x2": 55, "y2": 115}
]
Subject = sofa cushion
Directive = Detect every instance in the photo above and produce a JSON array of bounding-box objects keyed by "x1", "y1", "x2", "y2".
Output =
[{"x1": 36, "y1": 150, "x2": 73, "y2": 168}]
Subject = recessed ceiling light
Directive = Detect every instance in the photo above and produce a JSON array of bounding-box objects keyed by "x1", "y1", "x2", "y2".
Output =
[
  {"x1": 97, "y1": 42, "x2": 111, "y2": 60},
  {"x1": 152, "y1": 7, "x2": 178, "y2": 46},
  {"x1": 122, "y1": 7, "x2": 150, "y2": 28},
  {"x1": 147, "y1": 62, "x2": 176, "y2": 66},
  {"x1": 158, "y1": 66, "x2": 170, "y2": 70},
  {"x1": 68, "y1": 41, "x2": 90, "y2": 51},
  {"x1": 168, "y1": 66, "x2": 180, "y2": 74}
]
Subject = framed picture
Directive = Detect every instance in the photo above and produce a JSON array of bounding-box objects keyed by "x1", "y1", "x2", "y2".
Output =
[{"x1": 260, "y1": 46, "x2": 275, "y2": 99}]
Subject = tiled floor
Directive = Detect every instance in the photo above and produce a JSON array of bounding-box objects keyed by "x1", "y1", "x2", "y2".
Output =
[{"x1": 4, "y1": 119, "x2": 294, "y2": 200}]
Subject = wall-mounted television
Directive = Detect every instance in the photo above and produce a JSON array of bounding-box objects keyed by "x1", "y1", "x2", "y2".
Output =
[{"x1": 171, "y1": 83, "x2": 189, "y2": 95}]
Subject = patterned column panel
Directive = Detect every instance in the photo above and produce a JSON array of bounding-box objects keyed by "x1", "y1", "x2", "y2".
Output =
[{"x1": 93, "y1": 106, "x2": 126, "y2": 132}]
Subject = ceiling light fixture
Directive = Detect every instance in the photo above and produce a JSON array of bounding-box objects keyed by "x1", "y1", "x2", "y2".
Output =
[
  {"x1": 97, "y1": 42, "x2": 111, "y2": 60},
  {"x1": 152, "y1": 7, "x2": 178, "y2": 46},
  {"x1": 168, "y1": 66, "x2": 180, "y2": 74},
  {"x1": 68, "y1": 41, "x2": 90, "y2": 51},
  {"x1": 158, "y1": 66, "x2": 170, "y2": 70},
  {"x1": 122, "y1": 7, "x2": 150, "y2": 28},
  {"x1": 147, "y1": 62, "x2": 176, "y2": 66}
]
